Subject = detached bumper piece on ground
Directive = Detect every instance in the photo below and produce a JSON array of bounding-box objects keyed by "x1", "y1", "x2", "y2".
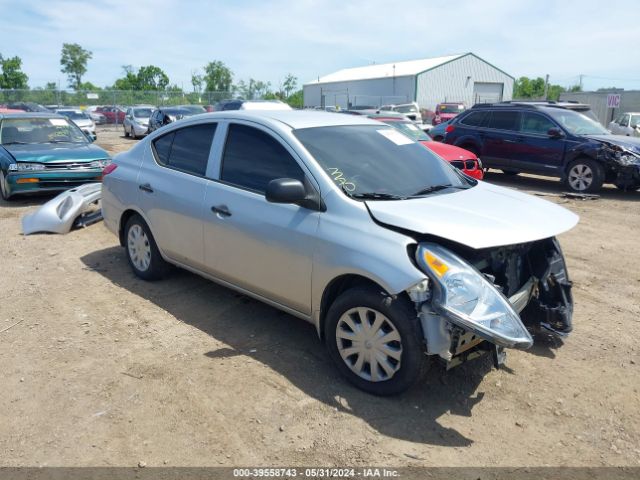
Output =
[{"x1": 22, "y1": 183, "x2": 103, "y2": 235}]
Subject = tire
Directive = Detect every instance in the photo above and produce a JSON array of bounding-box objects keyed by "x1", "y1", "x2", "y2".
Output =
[
  {"x1": 130, "y1": 127, "x2": 137, "y2": 140},
  {"x1": 501, "y1": 170, "x2": 519, "y2": 176},
  {"x1": 565, "y1": 158, "x2": 604, "y2": 193},
  {"x1": 0, "y1": 171, "x2": 12, "y2": 201},
  {"x1": 324, "y1": 286, "x2": 425, "y2": 395},
  {"x1": 124, "y1": 126, "x2": 129, "y2": 138},
  {"x1": 124, "y1": 214, "x2": 170, "y2": 281}
]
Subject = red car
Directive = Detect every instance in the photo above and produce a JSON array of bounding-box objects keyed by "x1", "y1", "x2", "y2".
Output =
[
  {"x1": 432, "y1": 102, "x2": 465, "y2": 125},
  {"x1": 96, "y1": 106, "x2": 126, "y2": 124},
  {"x1": 368, "y1": 114, "x2": 483, "y2": 180}
]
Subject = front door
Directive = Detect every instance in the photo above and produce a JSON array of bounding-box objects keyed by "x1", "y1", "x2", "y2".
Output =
[
  {"x1": 203, "y1": 122, "x2": 319, "y2": 315},
  {"x1": 509, "y1": 112, "x2": 566, "y2": 173}
]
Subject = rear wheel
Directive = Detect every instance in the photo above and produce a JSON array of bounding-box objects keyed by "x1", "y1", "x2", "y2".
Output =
[
  {"x1": 324, "y1": 286, "x2": 425, "y2": 395},
  {"x1": 565, "y1": 158, "x2": 604, "y2": 193},
  {"x1": 130, "y1": 125, "x2": 137, "y2": 140},
  {"x1": 124, "y1": 125, "x2": 129, "y2": 138},
  {"x1": 124, "y1": 214, "x2": 170, "y2": 280}
]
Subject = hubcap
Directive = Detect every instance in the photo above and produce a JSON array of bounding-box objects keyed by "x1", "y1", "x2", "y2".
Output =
[
  {"x1": 336, "y1": 307, "x2": 402, "y2": 382},
  {"x1": 127, "y1": 224, "x2": 151, "y2": 271},
  {"x1": 568, "y1": 164, "x2": 593, "y2": 191}
]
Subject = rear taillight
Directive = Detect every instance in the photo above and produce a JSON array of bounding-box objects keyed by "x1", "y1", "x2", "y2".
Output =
[
  {"x1": 102, "y1": 163, "x2": 118, "y2": 176},
  {"x1": 445, "y1": 124, "x2": 455, "y2": 133}
]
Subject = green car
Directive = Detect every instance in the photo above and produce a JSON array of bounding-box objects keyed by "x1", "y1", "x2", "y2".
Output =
[{"x1": 0, "y1": 112, "x2": 111, "y2": 200}]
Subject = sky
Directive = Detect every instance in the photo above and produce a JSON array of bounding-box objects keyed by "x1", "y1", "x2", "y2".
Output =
[{"x1": 0, "y1": 0, "x2": 638, "y2": 92}]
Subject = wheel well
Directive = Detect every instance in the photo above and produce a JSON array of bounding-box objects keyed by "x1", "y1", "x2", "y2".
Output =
[
  {"x1": 319, "y1": 274, "x2": 387, "y2": 341},
  {"x1": 118, "y1": 209, "x2": 139, "y2": 246},
  {"x1": 460, "y1": 143, "x2": 478, "y2": 155}
]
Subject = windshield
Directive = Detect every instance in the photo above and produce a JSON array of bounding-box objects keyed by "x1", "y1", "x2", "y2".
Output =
[
  {"x1": 0, "y1": 117, "x2": 89, "y2": 144},
  {"x1": 58, "y1": 111, "x2": 89, "y2": 120},
  {"x1": 133, "y1": 108, "x2": 153, "y2": 118},
  {"x1": 631, "y1": 114, "x2": 640, "y2": 127},
  {"x1": 383, "y1": 120, "x2": 430, "y2": 141},
  {"x1": 180, "y1": 105, "x2": 206, "y2": 113},
  {"x1": 439, "y1": 104, "x2": 464, "y2": 114},
  {"x1": 395, "y1": 104, "x2": 418, "y2": 114},
  {"x1": 293, "y1": 125, "x2": 469, "y2": 198},
  {"x1": 544, "y1": 108, "x2": 609, "y2": 135}
]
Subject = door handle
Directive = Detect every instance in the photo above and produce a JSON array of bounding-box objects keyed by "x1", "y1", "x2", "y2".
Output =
[
  {"x1": 211, "y1": 204, "x2": 232, "y2": 217},
  {"x1": 139, "y1": 183, "x2": 154, "y2": 193}
]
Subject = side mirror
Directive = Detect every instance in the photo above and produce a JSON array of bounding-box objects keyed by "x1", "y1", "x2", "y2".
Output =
[
  {"x1": 631, "y1": 124, "x2": 638, "y2": 129},
  {"x1": 548, "y1": 127, "x2": 564, "y2": 139},
  {"x1": 266, "y1": 178, "x2": 307, "y2": 204}
]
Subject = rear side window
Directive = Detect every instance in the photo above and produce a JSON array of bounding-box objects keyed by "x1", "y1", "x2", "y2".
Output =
[
  {"x1": 152, "y1": 123, "x2": 216, "y2": 176},
  {"x1": 520, "y1": 112, "x2": 556, "y2": 135},
  {"x1": 459, "y1": 111, "x2": 488, "y2": 127},
  {"x1": 487, "y1": 111, "x2": 520, "y2": 131},
  {"x1": 221, "y1": 124, "x2": 305, "y2": 193}
]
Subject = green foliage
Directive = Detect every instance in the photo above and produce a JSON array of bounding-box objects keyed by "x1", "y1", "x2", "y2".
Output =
[
  {"x1": 78, "y1": 81, "x2": 101, "y2": 91},
  {"x1": 112, "y1": 65, "x2": 170, "y2": 91},
  {"x1": 514, "y1": 76, "x2": 583, "y2": 101},
  {"x1": 203, "y1": 61, "x2": 233, "y2": 92},
  {"x1": 286, "y1": 89, "x2": 303, "y2": 109},
  {"x1": 60, "y1": 43, "x2": 92, "y2": 90},
  {"x1": 0, "y1": 54, "x2": 29, "y2": 89},
  {"x1": 281, "y1": 73, "x2": 298, "y2": 98},
  {"x1": 191, "y1": 71, "x2": 204, "y2": 93}
]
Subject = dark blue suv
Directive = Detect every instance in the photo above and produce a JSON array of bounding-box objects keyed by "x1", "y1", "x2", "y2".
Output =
[{"x1": 444, "y1": 102, "x2": 640, "y2": 193}]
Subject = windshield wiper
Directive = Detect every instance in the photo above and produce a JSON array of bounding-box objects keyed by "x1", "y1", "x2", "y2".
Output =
[
  {"x1": 410, "y1": 184, "x2": 468, "y2": 197},
  {"x1": 350, "y1": 192, "x2": 407, "y2": 200},
  {"x1": 2, "y1": 141, "x2": 31, "y2": 145}
]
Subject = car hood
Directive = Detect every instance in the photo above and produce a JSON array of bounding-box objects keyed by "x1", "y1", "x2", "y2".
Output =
[
  {"x1": 3, "y1": 143, "x2": 109, "y2": 163},
  {"x1": 421, "y1": 141, "x2": 476, "y2": 160},
  {"x1": 366, "y1": 181, "x2": 579, "y2": 249},
  {"x1": 586, "y1": 134, "x2": 640, "y2": 154}
]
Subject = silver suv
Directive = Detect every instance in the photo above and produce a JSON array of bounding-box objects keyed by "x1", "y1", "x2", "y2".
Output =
[{"x1": 102, "y1": 111, "x2": 578, "y2": 395}]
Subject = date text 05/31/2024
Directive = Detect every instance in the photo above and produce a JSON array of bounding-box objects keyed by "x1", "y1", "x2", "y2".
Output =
[{"x1": 233, "y1": 468, "x2": 399, "y2": 477}]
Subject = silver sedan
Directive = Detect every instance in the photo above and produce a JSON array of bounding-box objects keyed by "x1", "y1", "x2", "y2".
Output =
[
  {"x1": 123, "y1": 106, "x2": 153, "y2": 139},
  {"x1": 102, "y1": 110, "x2": 578, "y2": 395}
]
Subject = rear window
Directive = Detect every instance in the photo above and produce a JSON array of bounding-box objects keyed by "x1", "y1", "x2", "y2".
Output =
[
  {"x1": 487, "y1": 111, "x2": 520, "y2": 131},
  {"x1": 459, "y1": 111, "x2": 488, "y2": 127},
  {"x1": 152, "y1": 123, "x2": 216, "y2": 176}
]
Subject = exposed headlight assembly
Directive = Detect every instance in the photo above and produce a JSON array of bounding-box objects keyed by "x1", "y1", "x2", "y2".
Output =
[
  {"x1": 89, "y1": 159, "x2": 111, "y2": 168},
  {"x1": 416, "y1": 243, "x2": 533, "y2": 349},
  {"x1": 618, "y1": 152, "x2": 640, "y2": 166},
  {"x1": 8, "y1": 162, "x2": 46, "y2": 171}
]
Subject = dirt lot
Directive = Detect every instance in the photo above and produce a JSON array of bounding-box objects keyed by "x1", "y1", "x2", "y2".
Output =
[{"x1": 1, "y1": 125, "x2": 639, "y2": 468}]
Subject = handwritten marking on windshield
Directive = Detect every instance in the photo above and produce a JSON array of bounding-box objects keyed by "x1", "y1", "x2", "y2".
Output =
[{"x1": 327, "y1": 167, "x2": 356, "y2": 192}]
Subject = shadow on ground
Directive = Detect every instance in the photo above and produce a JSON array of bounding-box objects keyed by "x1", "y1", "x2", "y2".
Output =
[{"x1": 81, "y1": 246, "x2": 499, "y2": 447}]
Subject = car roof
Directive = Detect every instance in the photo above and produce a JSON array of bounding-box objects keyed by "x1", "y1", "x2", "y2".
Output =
[
  {"x1": 0, "y1": 112, "x2": 65, "y2": 120},
  {"x1": 193, "y1": 110, "x2": 382, "y2": 129}
]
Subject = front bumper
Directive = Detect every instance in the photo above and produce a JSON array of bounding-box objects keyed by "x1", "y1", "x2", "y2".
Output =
[
  {"x1": 6, "y1": 169, "x2": 103, "y2": 196},
  {"x1": 132, "y1": 123, "x2": 149, "y2": 136}
]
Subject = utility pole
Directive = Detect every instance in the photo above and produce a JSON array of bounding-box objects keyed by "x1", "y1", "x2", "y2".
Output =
[
  {"x1": 578, "y1": 74, "x2": 584, "y2": 91},
  {"x1": 543, "y1": 74, "x2": 549, "y2": 100}
]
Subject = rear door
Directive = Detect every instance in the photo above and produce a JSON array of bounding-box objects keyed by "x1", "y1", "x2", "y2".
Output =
[
  {"x1": 510, "y1": 111, "x2": 566, "y2": 173},
  {"x1": 202, "y1": 122, "x2": 319, "y2": 315},
  {"x1": 480, "y1": 110, "x2": 521, "y2": 168},
  {"x1": 137, "y1": 122, "x2": 217, "y2": 271}
]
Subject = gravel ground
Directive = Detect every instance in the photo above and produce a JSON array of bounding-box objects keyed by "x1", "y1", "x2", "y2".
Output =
[{"x1": 0, "y1": 125, "x2": 639, "y2": 468}]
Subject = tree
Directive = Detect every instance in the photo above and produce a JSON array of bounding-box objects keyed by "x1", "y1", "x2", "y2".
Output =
[
  {"x1": 112, "y1": 65, "x2": 138, "y2": 90},
  {"x1": 286, "y1": 89, "x2": 303, "y2": 109},
  {"x1": 191, "y1": 70, "x2": 203, "y2": 94},
  {"x1": 281, "y1": 73, "x2": 297, "y2": 98},
  {"x1": 203, "y1": 61, "x2": 233, "y2": 92},
  {"x1": 136, "y1": 65, "x2": 169, "y2": 90},
  {"x1": 78, "y1": 81, "x2": 101, "y2": 91},
  {"x1": 0, "y1": 54, "x2": 29, "y2": 89},
  {"x1": 513, "y1": 75, "x2": 569, "y2": 101},
  {"x1": 60, "y1": 43, "x2": 92, "y2": 90},
  {"x1": 45, "y1": 82, "x2": 57, "y2": 90}
]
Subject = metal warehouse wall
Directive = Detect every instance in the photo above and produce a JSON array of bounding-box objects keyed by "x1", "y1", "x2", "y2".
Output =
[
  {"x1": 303, "y1": 76, "x2": 416, "y2": 109},
  {"x1": 416, "y1": 54, "x2": 514, "y2": 111},
  {"x1": 559, "y1": 91, "x2": 640, "y2": 125}
]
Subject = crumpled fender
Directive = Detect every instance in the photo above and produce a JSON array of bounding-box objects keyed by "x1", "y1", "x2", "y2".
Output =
[{"x1": 22, "y1": 183, "x2": 102, "y2": 235}]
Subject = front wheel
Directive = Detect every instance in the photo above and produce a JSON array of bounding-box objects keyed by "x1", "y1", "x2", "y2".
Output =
[
  {"x1": 0, "y1": 171, "x2": 12, "y2": 201},
  {"x1": 124, "y1": 214, "x2": 170, "y2": 280},
  {"x1": 565, "y1": 158, "x2": 604, "y2": 193},
  {"x1": 324, "y1": 286, "x2": 425, "y2": 395}
]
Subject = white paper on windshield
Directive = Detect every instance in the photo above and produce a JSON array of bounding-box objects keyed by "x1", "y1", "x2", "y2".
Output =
[
  {"x1": 49, "y1": 119, "x2": 67, "y2": 126},
  {"x1": 377, "y1": 128, "x2": 413, "y2": 145},
  {"x1": 405, "y1": 123, "x2": 419, "y2": 131}
]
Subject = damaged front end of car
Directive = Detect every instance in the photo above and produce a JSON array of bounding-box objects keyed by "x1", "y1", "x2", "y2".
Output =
[
  {"x1": 597, "y1": 141, "x2": 640, "y2": 190},
  {"x1": 406, "y1": 237, "x2": 573, "y2": 369}
]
